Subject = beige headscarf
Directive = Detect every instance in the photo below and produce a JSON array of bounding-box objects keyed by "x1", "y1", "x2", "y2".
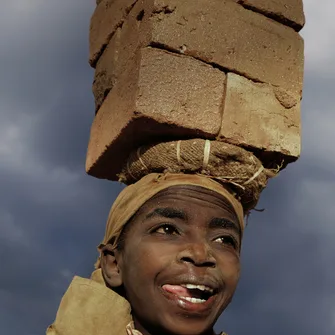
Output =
[{"x1": 47, "y1": 173, "x2": 244, "y2": 335}]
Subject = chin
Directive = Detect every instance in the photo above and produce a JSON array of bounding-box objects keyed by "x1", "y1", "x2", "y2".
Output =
[{"x1": 160, "y1": 317, "x2": 214, "y2": 335}]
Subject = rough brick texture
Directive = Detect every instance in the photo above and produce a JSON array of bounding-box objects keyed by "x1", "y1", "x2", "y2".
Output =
[
  {"x1": 148, "y1": 0, "x2": 304, "y2": 96},
  {"x1": 91, "y1": 0, "x2": 304, "y2": 94},
  {"x1": 237, "y1": 0, "x2": 305, "y2": 31},
  {"x1": 92, "y1": 1, "x2": 144, "y2": 112},
  {"x1": 219, "y1": 73, "x2": 301, "y2": 159},
  {"x1": 92, "y1": 28, "x2": 121, "y2": 111},
  {"x1": 87, "y1": 0, "x2": 304, "y2": 179},
  {"x1": 89, "y1": 0, "x2": 138, "y2": 66},
  {"x1": 87, "y1": 48, "x2": 226, "y2": 178}
]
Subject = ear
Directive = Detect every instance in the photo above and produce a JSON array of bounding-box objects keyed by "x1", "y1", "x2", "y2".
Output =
[{"x1": 100, "y1": 244, "x2": 123, "y2": 288}]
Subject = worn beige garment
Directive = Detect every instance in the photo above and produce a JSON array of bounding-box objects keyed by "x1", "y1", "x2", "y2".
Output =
[
  {"x1": 47, "y1": 173, "x2": 244, "y2": 335},
  {"x1": 46, "y1": 275, "x2": 132, "y2": 335},
  {"x1": 126, "y1": 322, "x2": 143, "y2": 335}
]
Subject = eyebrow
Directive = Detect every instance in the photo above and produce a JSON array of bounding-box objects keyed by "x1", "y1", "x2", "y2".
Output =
[
  {"x1": 145, "y1": 208, "x2": 241, "y2": 236},
  {"x1": 209, "y1": 217, "x2": 241, "y2": 236},
  {"x1": 145, "y1": 207, "x2": 187, "y2": 220}
]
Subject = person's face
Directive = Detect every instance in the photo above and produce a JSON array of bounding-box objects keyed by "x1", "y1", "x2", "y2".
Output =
[{"x1": 105, "y1": 185, "x2": 242, "y2": 335}]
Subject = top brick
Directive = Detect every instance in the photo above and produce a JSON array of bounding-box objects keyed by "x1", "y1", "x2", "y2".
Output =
[
  {"x1": 149, "y1": 0, "x2": 304, "y2": 96},
  {"x1": 238, "y1": 0, "x2": 305, "y2": 31}
]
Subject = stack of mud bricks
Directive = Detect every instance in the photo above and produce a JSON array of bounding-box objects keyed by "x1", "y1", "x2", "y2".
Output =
[{"x1": 86, "y1": 0, "x2": 305, "y2": 180}]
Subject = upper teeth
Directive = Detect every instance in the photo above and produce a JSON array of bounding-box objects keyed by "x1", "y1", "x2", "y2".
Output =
[{"x1": 182, "y1": 284, "x2": 213, "y2": 293}]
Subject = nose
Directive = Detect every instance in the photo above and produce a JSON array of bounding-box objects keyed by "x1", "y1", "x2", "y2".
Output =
[{"x1": 178, "y1": 241, "x2": 216, "y2": 268}]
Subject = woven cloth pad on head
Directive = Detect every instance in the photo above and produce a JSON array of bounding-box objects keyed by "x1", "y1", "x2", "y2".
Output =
[{"x1": 118, "y1": 139, "x2": 276, "y2": 212}]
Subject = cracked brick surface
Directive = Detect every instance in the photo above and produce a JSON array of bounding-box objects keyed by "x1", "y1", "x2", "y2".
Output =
[
  {"x1": 236, "y1": 0, "x2": 305, "y2": 31},
  {"x1": 220, "y1": 73, "x2": 301, "y2": 159},
  {"x1": 87, "y1": 47, "x2": 226, "y2": 178},
  {"x1": 148, "y1": 0, "x2": 304, "y2": 96},
  {"x1": 89, "y1": 0, "x2": 139, "y2": 66},
  {"x1": 87, "y1": 0, "x2": 304, "y2": 179}
]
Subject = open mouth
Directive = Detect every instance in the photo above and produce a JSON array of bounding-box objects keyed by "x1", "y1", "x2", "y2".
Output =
[{"x1": 162, "y1": 283, "x2": 217, "y2": 305}]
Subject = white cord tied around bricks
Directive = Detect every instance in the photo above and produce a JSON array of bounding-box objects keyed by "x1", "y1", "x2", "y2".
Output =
[
  {"x1": 202, "y1": 140, "x2": 211, "y2": 170},
  {"x1": 176, "y1": 140, "x2": 182, "y2": 165},
  {"x1": 126, "y1": 158, "x2": 137, "y2": 181},
  {"x1": 243, "y1": 165, "x2": 264, "y2": 186},
  {"x1": 176, "y1": 139, "x2": 210, "y2": 169},
  {"x1": 137, "y1": 147, "x2": 149, "y2": 172}
]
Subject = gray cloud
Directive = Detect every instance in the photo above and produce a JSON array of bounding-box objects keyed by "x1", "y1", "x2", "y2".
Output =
[{"x1": 0, "y1": 1, "x2": 333, "y2": 334}]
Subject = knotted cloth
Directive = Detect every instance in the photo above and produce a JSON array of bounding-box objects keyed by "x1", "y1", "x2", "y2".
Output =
[
  {"x1": 47, "y1": 173, "x2": 244, "y2": 335},
  {"x1": 119, "y1": 139, "x2": 276, "y2": 212}
]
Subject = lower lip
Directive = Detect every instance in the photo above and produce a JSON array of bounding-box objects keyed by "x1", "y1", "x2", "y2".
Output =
[{"x1": 160, "y1": 288, "x2": 217, "y2": 313}]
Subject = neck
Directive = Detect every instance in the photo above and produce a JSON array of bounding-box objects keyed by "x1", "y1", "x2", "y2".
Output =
[{"x1": 133, "y1": 318, "x2": 217, "y2": 335}]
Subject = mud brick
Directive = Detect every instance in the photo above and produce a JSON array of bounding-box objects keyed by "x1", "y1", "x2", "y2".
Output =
[
  {"x1": 92, "y1": 27, "x2": 121, "y2": 111},
  {"x1": 92, "y1": 0, "x2": 145, "y2": 111},
  {"x1": 87, "y1": 0, "x2": 304, "y2": 178},
  {"x1": 89, "y1": 0, "x2": 138, "y2": 66},
  {"x1": 86, "y1": 48, "x2": 226, "y2": 179},
  {"x1": 93, "y1": 0, "x2": 304, "y2": 110},
  {"x1": 148, "y1": 0, "x2": 304, "y2": 96},
  {"x1": 237, "y1": 0, "x2": 305, "y2": 31},
  {"x1": 219, "y1": 73, "x2": 301, "y2": 159}
]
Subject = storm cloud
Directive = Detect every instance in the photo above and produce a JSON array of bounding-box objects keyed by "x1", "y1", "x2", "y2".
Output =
[{"x1": 0, "y1": 1, "x2": 334, "y2": 334}]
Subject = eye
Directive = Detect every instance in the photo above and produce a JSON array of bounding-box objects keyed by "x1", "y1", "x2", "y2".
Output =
[
  {"x1": 154, "y1": 224, "x2": 179, "y2": 235},
  {"x1": 214, "y1": 235, "x2": 237, "y2": 249}
]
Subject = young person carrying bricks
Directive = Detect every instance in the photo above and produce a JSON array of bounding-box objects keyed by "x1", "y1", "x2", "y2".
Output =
[
  {"x1": 47, "y1": 140, "x2": 275, "y2": 335},
  {"x1": 48, "y1": 0, "x2": 305, "y2": 333}
]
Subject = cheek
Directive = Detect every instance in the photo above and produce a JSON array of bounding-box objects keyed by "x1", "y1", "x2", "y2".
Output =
[
  {"x1": 218, "y1": 252, "x2": 241, "y2": 285},
  {"x1": 122, "y1": 242, "x2": 171, "y2": 287}
]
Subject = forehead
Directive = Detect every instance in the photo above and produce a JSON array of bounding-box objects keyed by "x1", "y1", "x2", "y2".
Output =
[{"x1": 135, "y1": 185, "x2": 239, "y2": 223}]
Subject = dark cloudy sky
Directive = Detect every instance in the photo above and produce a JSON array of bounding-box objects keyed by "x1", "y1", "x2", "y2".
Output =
[{"x1": 0, "y1": 1, "x2": 333, "y2": 334}]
